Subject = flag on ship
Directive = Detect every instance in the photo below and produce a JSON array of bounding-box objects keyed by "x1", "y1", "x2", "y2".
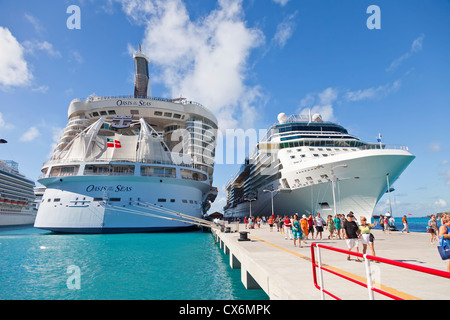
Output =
[
  {"x1": 107, "y1": 138, "x2": 122, "y2": 148},
  {"x1": 377, "y1": 133, "x2": 382, "y2": 143}
]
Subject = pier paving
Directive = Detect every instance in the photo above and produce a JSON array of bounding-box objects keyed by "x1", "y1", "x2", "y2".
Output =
[{"x1": 212, "y1": 223, "x2": 450, "y2": 300}]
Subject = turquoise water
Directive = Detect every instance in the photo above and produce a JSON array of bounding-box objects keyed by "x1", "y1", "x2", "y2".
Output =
[
  {"x1": 370, "y1": 217, "x2": 436, "y2": 233},
  {"x1": 0, "y1": 226, "x2": 268, "y2": 300}
]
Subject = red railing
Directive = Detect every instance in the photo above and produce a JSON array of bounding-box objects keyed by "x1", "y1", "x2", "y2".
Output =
[{"x1": 311, "y1": 243, "x2": 450, "y2": 300}]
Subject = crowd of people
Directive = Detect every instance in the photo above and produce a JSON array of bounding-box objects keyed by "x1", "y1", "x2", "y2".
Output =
[
  {"x1": 243, "y1": 212, "x2": 377, "y2": 261},
  {"x1": 239, "y1": 212, "x2": 450, "y2": 269}
]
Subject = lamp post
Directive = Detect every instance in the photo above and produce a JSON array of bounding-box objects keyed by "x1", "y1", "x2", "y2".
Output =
[
  {"x1": 263, "y1": 188, "x2": 279, "y2": 218},
  {"x1": 330, "y1": 164, "x2": 348, "y2": 217},
  {"x1": 246, "y1": 197, "x2": 256, "y2": 218}
]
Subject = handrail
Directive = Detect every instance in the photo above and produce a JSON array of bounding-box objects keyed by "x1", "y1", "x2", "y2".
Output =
[{"x1": 311, "y1": 243, "x2": 450, "y2": 300}]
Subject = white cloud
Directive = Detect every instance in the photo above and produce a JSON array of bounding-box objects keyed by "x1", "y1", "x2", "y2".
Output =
[
  {"x1": 434, "y1": 198, "x2": 447, "y2": 208},
  {"x1": 32, "y1": 85, "x2": 49, "y2": 94},
  {"x1": 429, "y1": 142, "x2": 441, "y2": 152},
  {"x1": 24, "y1": 13, "x2": 45, "y2": 35},
  {"x1": 272, "y1": 12, "x2": 297, "y2": 49},
  {"x1": 345, "y1": 80, "x2": 401, "y2": 102},
  {"x1": 272, "y1": 0, "x2": 290, "y2": 6},
  {"x1": 20, "y1": 127, "x2": 40, "y2": 142},
  {"x1": 297, "y1": 87, "x2": 339, "y2": 122},
  {"x1": 386, "y1": 34, "x2": 424, "y2": 72},
  {"x1": 22, "y1": 40, "x2": 61, "y2": 58},
  {"x1": 441, "y1": 170, "x2": 450, "y2": 186},
  {"x1": 118, "y1": 0, "x2": 265, "y2": 129},
  {"x1": 0, "y1": 26, "x2": 33, "y2": 88},
  {"x1": 0, "y1": 112, "x2": 15, "y2": 130}
]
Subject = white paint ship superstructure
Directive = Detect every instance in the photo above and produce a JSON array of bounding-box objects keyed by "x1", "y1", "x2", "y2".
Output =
[
  {"x1": 34, "y1": 48, "x2": 218, "y2": 233},
  {"x1": 224, "y1": 113, "x2": 414, "y2": 220},
  {"x1": 0, "y1": 160, "x2": 36, "y2": 226}
]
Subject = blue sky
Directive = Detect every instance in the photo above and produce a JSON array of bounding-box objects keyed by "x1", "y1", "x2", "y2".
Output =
[{"x1": 0, "y1": 0, "x2": 449, "y2": 217}]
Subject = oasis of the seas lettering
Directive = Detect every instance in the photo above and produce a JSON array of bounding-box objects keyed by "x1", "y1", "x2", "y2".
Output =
[{"x1": 86, "y1": 185, "x2": 132, "y2": 193}]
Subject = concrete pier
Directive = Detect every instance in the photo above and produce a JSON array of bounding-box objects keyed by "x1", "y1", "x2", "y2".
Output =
[{"x1": 212, "y1": 224, "x2": 450, "y2": 300}]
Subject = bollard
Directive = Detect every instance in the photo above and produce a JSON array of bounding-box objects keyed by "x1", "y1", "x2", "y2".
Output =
[{"x1": 238, "y1": 231, "x2": 250, "y2": 241}]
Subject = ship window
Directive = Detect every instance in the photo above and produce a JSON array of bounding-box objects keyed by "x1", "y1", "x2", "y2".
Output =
[
  {"x1": 93, "y1": 112, "x2": 99, "y2": 117},
  {"x1": 154, "y1": 111, "x2": 163, "y2": 116},
  {"x1": 54, "y1": 198, "x2": 61, "y2": 202},
  {"x1": 110, "y1": 198, "x2": 121, "y2": 202},
  {"x1": 130, "y1": 110, "x2": 139, "y2": 115},
  {"x1": 100, "y1": 111, "x2": 107, "y2": 116},
  {"x1": 108, "y1": 110, "x2": 116, "y2": 115},
  {"x1": 290, "y1": 155, "x2": 295, "y2": 159},
  {"x1": 158, "y1": 198, "x2": 167, "y2": 202},
  {"x1": 164, "y1": 112, "x2": 172, "y2": 117},
  {"x1": 182, "y1": 200, "x2": 187, "y2": 203},
  {"x1": 313, "y1": 154, "x2": 320, "y2": 157},
  {"x1": 170, "y1": 199, "x2": 175, "y2": 203},
  {"x1": 173, "y1": 114, "x2": 182, "y2": 119},
  {"x1": 47, "y1": 199, "x2": 51, "y2": 202},
  {"x1": 300, "y1": 154, "x2": 306, "y2": 158},
  {"x1": 93, "y1": 198, "x2": 103, "y2": 201},
  {"x1": 189, "y1": 200, "x2": 193, "y2": 204}
]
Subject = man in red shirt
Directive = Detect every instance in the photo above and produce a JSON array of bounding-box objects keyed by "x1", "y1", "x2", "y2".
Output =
[
  {"x1": 307, "y1": 214, "x2": 315, "y2": 240},
  {"x1": 284, "y1": 215, "x2": 293, "y2": 240}
]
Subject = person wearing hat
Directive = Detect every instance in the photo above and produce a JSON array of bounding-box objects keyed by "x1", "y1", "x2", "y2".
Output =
[{"x1": 343, "y1": 212, "x2": 362, "y2": 262}]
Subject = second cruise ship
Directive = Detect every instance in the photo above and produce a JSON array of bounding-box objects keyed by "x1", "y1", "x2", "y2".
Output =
[
  {"x1": 34, "y1": 48, "x2": 218, "y2": 233},
  {"x1": 224, "y1": 113, "x2": 415, "y2": 220}
]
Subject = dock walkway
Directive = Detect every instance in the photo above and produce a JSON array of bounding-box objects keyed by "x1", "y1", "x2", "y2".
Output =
[{"x1": 212, "y1": 223, "x2": 450, "y2": 300}]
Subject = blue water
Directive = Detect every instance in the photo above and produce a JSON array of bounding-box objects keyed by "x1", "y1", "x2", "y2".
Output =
[
  {"x1": 371, "y1": 217, "x2": 435, "y2": 233},
  {"x1": 0, "y1": 226, "x2": 268, "y2": 300}
]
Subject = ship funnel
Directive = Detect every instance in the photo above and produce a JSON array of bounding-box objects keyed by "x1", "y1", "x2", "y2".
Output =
[{"x1": 133, "y1": 44, "x2": 151, "y2": 98}]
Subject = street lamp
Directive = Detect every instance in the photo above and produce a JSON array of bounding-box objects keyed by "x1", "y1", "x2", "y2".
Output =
[
  {"x1": 263, "y1": 188, "x2": 279, "y2": 218},
  {"x1": 330, "y1": 164, "x2": 348, "y2": 217},
  {"x1": 246, "y1": 197, "x2": 256, "y2": 217}
]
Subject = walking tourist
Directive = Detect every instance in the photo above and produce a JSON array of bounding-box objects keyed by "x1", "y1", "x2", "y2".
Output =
[
  {"x1": 334, "y1": 214, "x2": 342, "y2": 239},
  {"x1": 379, "y1": 215, "x2": 384, "y2": 232},
  {"x1": 307, "y1": 214, "x2": 315, "y2": 239},
  {"x1": 438, "y1": 215, "x2": 450, "y2": 272},
  {"x1": 401, "y1": 215, "x2": 409, "y2": 233},
  {"x1": 326, "y1": 215, "x2": 335, "y2": 240},
  {"x1": 359, "y1": 216, "x2": 377, "y2": 258},
  {"x1": 292, "y1": 214, "x2": 302, "y2": 247},
  {"x1": 314, "y1": 213, "x2": 325, "y2": 240},
  {"x1": 343, "y1": 213, "x2": 362, "y2": 262},
  {"x1": 384, "y1": 216, "x2": 390, "y2": 234},
  {"x1": 428, "y1": 215, "x2": 440, "y2": 244},
  {"x1": 268, "y1": 215, "x2": 274, "y2": 232},
  {"x1": 300, "y1": 215, "x2": 309, "y2": 240},
  {"x1": 284, "y1": 215, "x2": 293, "y2": 240}
]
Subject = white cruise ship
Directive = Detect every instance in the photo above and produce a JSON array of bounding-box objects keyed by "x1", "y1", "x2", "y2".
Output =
[
  {"x1": 224, "y1": 113, "x2": 415, "y2": 220},
  {"x1": 0, "y1": 160, "x2": 37, "y2": 226},
  {"x1": 34, "y1": 48, "x2": 218, "y2": 233}
]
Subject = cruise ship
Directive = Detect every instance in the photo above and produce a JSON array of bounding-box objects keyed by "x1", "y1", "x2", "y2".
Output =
[
  {"x1": 0, "y1": 160, "x2": 37, "y2": 226},
  {"x1": 34, "y1": 48, "x2": 218, "y2": 233},
  {"x1": 224, "y1": 113, "x2": 415, "y2": 220}
]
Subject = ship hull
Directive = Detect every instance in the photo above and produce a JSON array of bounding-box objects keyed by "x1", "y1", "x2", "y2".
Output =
[
  {"x1": 34, "y1": 175, "x2": 210, "y2": 234},
  {"x1": 0, "y1": 211, "x2": 36, "y2": 227},
  {"x1": 225, "y1": 149, "x2": 415, "y2": 221}
]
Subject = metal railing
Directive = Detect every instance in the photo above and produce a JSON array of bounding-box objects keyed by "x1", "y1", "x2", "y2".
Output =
[{"x1": 310, "y1": 243, "x2": 450, "y2": 300}]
